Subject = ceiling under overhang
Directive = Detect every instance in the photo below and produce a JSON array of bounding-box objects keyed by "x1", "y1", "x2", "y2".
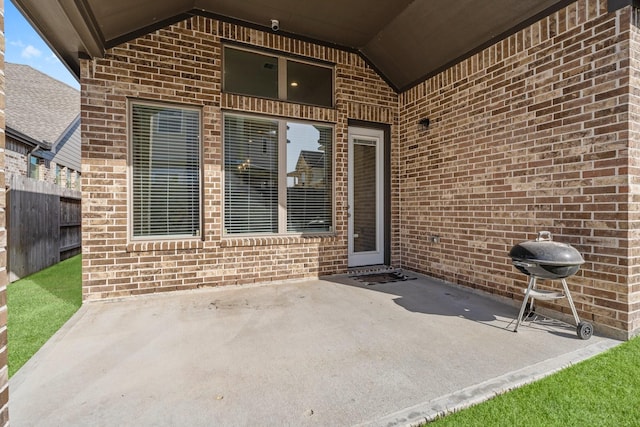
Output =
[{"x1": 13, "y1": 0, "x2": 592, "y2": 91}]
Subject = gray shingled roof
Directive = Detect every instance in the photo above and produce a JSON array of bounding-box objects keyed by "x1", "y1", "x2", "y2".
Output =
[
  {"x1": 300, "y1": 151, "x2": 325, "y2": 168},
  {"x1": 5, "y1": 63, "x2": 80, "y2": 147}
]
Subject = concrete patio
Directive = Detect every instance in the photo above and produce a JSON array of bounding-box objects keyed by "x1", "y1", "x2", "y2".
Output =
[{"x1": 9, "y1": 272, "x2": 620, "y2": 426}]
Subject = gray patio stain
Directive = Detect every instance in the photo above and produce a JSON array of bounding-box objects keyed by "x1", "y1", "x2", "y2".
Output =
[
  {"x1": 9, "y1": 275, "x2": 620, "y2": 427},
  {"x1": 349, "y1": 270, "x2": 416, "y2": 286}
]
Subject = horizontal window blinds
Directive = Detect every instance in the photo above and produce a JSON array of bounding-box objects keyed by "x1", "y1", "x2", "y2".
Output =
[
  {"x1": 224, "y1": 114, "x2": 333, "y2": 235},
  {"x1": 131, "y1": 104, "x2": 200, "y2": 238},
  {"x1": 224, "y1": 115, "x2": 279, "y2": 234}
]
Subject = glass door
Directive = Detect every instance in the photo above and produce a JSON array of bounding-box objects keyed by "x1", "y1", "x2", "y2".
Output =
[{"x1": 348, "y1": 127, "x2": 384, "y2": 267}]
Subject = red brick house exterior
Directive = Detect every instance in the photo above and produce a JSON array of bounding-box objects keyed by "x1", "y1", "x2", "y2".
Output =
[{"x1": 79, "y1": 0, "x2": 640, "y2": 339}]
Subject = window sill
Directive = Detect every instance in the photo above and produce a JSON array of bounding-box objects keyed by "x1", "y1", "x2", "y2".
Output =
[
  {"x1": 127, "y1": 239, "x2": 204, "y2": 252},
  {"x1": 220, "y1": 234, "x2": 337, "y2": 248}
]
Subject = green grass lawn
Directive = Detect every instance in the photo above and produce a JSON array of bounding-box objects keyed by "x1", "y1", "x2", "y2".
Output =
[
  {"x1": 428, "y1": 335, "x2": 640, "y2": 426},
  {"x1": 7, "y1": 255, "x2": 82, "y2": 377}
]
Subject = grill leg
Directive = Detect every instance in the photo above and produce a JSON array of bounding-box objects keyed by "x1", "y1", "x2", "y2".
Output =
[
  {"x1": 561, "y1": 278, "x2": 581, "y2": 326},
  {"x1": 514, "y1": 275, "x2": 537, "y2": 332}
]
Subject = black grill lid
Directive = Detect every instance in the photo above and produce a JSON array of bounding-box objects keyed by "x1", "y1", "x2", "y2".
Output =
[{"x1": 509, "y1": 231, "x2": 585, "y2": 266}]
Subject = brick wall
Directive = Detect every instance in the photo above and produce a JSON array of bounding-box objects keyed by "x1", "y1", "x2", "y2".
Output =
[
  {"x1": 399, "y1": 0, "x2": 636, "y2": 339},
  {"x1": 81, "y1": 2, "x2": 640, "y2": 338},
  {"x1": 630, "y1": 8, "x2": 640, "y2": 336},
  {"x1": 0, "y1": 0, "x2": 9, "y2": 423},
  {"x1": 4, "y1": 136, "x2": 80, "y2": 189},
  {"x1": 5, "y1": 136, "x2": 28, "y2": 178},
  {"x1": 80, "y1": 16, "x2": 398, "y2": 300}
]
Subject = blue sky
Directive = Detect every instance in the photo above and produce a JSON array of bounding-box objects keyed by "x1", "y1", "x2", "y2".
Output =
[{"x1": 5, "y1": 1, "x2": 80, "y2": 89}]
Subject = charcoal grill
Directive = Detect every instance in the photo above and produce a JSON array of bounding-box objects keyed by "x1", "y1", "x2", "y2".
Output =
[{"x1": 509, "y1": 231, "x2": 593, "y2": 340}]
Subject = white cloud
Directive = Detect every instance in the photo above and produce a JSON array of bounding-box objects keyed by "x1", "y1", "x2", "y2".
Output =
[
  {"x1": 45, "y1": 53, "x2": 59, "y2": 62},
  {"x1": 10, "y1": 40, "x2": 25, "y2": 48},
  {"x1": 21, "y1": 45, "x2": 42, "y2": 59}
]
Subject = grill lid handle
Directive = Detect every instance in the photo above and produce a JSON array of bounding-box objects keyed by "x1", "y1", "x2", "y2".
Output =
[{"x1": 536, "y1": 231, "x2": 552, "y2": 242}]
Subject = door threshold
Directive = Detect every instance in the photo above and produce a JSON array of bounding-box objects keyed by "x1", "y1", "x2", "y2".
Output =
[{"x1": 347, "y1": 265, "x2": 395, "y2": 276}]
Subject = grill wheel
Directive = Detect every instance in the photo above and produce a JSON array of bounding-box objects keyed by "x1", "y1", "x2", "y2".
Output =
[{"x1": 577, "y1": 322, "x2": 593, "y2": 340}]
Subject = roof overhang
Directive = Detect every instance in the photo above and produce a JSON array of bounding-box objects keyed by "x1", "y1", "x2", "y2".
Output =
[
  {"x1": 11, "y1": 0, "x2": 630, "y2": 92},
  {"x1": 6, "y1": 126, "x2": 52, "y2": 151}
]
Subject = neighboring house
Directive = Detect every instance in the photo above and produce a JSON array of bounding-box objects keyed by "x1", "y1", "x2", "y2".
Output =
[
  {"x1": 4, "y1": 63, "x2": 82, "y2": 281},
  {"x1": 5, "y1": 63, "x2": 81, "y2": 189},
  {"x1": 12, "y1": 0, "x2": 640, "y2": 340},
  {"x1": 288, "y1": 151, "x2": 327, "y2": 188}
]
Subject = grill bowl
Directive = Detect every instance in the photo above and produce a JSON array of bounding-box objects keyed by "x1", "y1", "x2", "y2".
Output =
[{"x1": 509, "y1": 231, "x2": 584, "y2": 279}]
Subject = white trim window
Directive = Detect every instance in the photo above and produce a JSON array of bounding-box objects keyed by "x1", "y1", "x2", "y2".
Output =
[
  {"x1": 130, "y1": 101, "x2": 201, "y2": 238},
  {"x1": 223, "y1": 113, "x2": 333, "y2": 235}
]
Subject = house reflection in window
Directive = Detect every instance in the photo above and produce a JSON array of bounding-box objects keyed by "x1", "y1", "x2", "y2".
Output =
[{"x1": 287, "y1": 150, "x2": 326, "y2": 188}]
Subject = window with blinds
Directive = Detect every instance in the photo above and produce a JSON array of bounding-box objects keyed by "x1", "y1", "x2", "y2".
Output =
[
  {"x1": 131, "y1": 102, "x2": 201, "y2": 238},
  {"x1": 223, "y1": 115, "x2": 279, "y2": 234},
  {"x1": 224, "y1": 114, "x2": 333, "y2": 235}
]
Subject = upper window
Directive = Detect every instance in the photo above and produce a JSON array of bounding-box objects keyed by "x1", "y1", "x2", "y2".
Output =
[
  {"x1": 130, "y1": 102, "x2": 201, "y2": 239},
  {"x1": 223, "y1": 46, "x2": 334, "y2": 108},
  {"x1": 224, "y1": 48, "x2": 279, "y2": 99},
  {"x1": 28, "y1": 156, "x2": 39, "y2": 180},
  {"x1": 223, "y1": 114, "x2": 333, "y2": 235},
  {"x1": 55, "y1": 165, "x2": 62, "y2": 186},
  {"x1": 65, "y1": 168, "x2": 72, "y2": 189},
  {"x1": 286, "y1": 60, "x2": 333, "y2": 107}
]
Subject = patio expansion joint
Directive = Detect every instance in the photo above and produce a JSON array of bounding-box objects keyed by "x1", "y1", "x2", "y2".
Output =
[{"x1": 354, "y1": 338, "x2": 622, "y2": 427}]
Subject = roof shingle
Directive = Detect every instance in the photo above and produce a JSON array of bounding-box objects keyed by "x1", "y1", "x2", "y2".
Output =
[{"x1": 5, "y1": 63, "x2": 80, "y2": 146}]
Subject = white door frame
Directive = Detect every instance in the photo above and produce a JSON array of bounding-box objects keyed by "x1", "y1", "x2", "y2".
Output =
[{"x1": 347, "y1": 126, "x2": 384, "y2": 267}]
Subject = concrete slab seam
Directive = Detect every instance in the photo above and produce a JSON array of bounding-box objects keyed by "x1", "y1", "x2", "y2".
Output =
[{"x1": 356, "y1": 338, "x2": 622, "y2": 427}]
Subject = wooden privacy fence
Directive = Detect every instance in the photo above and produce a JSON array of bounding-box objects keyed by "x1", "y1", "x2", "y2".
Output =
[{"x1": 6, "y1": 175, "x2": 81, "y2": 282}]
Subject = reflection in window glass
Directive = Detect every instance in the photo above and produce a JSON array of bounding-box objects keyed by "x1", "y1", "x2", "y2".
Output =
[
  {"x1": 223, "y1": 114, "x2": 333, "y2": 235},
  {"x1": 352, "y1": 141, "x2": 377, "y2": 252},
  {"x1": 55, "y1": 165, "x2": 62, "y2": 186},
  {"x1": 287, "y1": 61, "x2": 333, "y2": 107},
  {"x1": 223, "y1": 47, "x2": 278, "y2": 99},
  {"x1": 29, "y1": 156, "x2": 39, "y2": 180},
  {"x1": 286, "y1": 122, "x2": 332, "y2": 232}
]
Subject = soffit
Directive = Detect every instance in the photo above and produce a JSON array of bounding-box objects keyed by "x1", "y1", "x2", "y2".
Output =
[{"x1": 13, "y1": 0, "x2": 572, "y2": 91}]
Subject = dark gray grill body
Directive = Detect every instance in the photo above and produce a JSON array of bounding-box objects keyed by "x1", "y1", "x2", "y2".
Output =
[{"x1": 509, "y1": 231, "x2": 592, "y2": 340}]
